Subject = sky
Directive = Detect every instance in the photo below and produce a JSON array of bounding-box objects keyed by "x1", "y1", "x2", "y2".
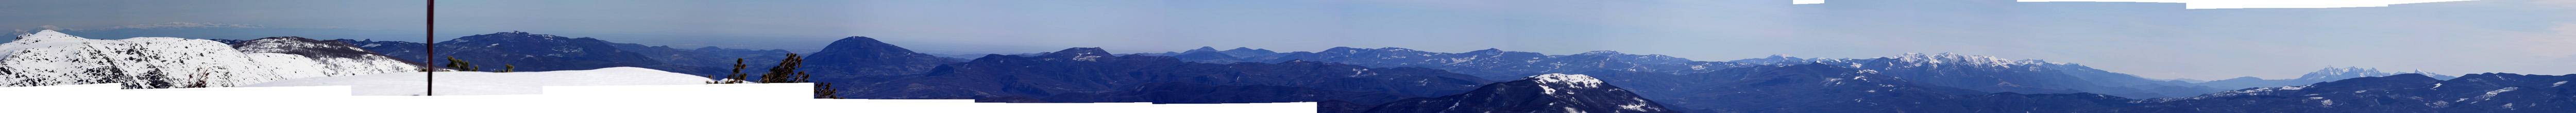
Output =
[
  {"x1": 0, "y1": 0, "x2": 426, "y2": 41},
  {"x1": 3, "y1": 0, "x2": 2553, "y2": 80}
]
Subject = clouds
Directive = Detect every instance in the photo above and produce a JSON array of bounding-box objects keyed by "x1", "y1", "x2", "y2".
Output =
[{"x1": 2520, "y1": 23, "x2": 2576, "y2": 58}]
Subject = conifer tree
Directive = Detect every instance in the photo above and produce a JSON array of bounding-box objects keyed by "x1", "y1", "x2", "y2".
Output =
[
  {"x1": 497, "y1": 64, "x2": 515, "y2": 72},
  {"x1": 758, "y1": 54, "x2": 809, "y2": 83},
  {"x1": 443, "y1": 57, "x2": 478, "y2": 72},
  {"x1": 710, "y1": 58, "x2": 752, "y2": 84},
  {"x1": 815, "y1": 83, "x2": 843, "y2": 99}
]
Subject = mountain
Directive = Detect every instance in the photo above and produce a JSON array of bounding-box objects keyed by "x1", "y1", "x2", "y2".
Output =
[
  {"x1": 210, "y1": 38, "x2": 423, "y2": 62},
  {"x1": 432, "y1": 31, "x2": 670, "y2": 72},
  {"x1": 1241, "y1": 47, "x2": 1760, "y2": 80},
  {"x1": 1645, "y1": 63, "x2": 2138, "y2": 113},
  {"x1": 1023, "y1": 82, "x2": 1420, "y2": 104},
  {"x1": 1573, "y1": 51, "x2": 1696, "y2": 64},
  {"x1": 228, "y1": 37, "x2": 430, "y2": 75},
  {"x1": 0, "y1": 30, "x2": 416, "y2": 89},
  {"x1": 2037, "y1": 62, "x2": 2227, "y2": 98},
  {"x1": 832, "y1": 47, "x2": 1492, "y2": 100},
  {"x1": 1167, "y1": 48, "x2": 1249, "y2": 63},
  {"x1": 1160, "y1": 46, "x2": 2211, "y2": 98},
  {"x1": 332, "y1": 39, "x2": 430, "y2": 62},
  {"x1": 2197, "y1": 67, "x2": 2455, "y2": 90},
  {"x1": 1217, "y1": 47, "x2": 1279, "y2": 58},
  {"x1": 1722, "y1": 55, "x2": 1812, "y2": 64},
  {"x1": 1778, "y1": 53, "x2": 2219, "y2": 98},
  {"x1": 606, "y1": 42, "x2": 794, "y2": 75},
  {"x1": 794, "y1": 36, "x2": 958, "y2": 79},
  {"x1": 2105, "y1": 73, "x2": 2575, "y2": 112},
  {"x1": 1361, "y1": 74, "x2": 1680, "y2": 113}
]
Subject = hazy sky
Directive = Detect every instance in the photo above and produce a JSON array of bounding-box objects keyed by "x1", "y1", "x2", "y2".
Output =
[
  {"x1": 412, "y1": 0, "x2": 2568, "y2": 80},
  {"x1": 0, "y1": 0, "x2": 426, "y2": 31}
]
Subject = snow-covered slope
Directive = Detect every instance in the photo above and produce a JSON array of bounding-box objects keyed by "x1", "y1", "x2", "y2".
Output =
[
  {"x1": 243, "y1": 67, "x2": 711, "y2": 95},
  {"x1": 231, "y1": 37, "x2": 427, "y2": 76},
  {"x1": 0, "y1": 30, "x2": 412, "y2": 89}
]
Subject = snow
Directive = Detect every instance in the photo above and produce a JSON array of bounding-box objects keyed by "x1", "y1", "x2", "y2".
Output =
[
  {"x1": 0, "y1": 30, "x2": 118, "y2": 60},
  {"x1": 243, "y1": 67, "x2": 711, "y2": 95},
  {"x1": 1524, "y1": 73, "x2": 1603, "y2": 89},
  {"x1": 2474, "y1": 87, "x2": 2518, "y2": 101},
  {"x1": 0, "y1": 30, "x2": 417, "y2": 89},
  {"x1": 1889, "y1": 53, "x2": 2026, "y2": 68},
  {"x1": 2321, "y1": 100, "x2": 2335, "y2": 106}
]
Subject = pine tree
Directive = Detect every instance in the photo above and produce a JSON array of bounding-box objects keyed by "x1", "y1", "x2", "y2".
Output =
[
  {"x1": 758, "y1": 54, "x2": 809, "y2": 83},
  {"x1": 497, "y1": 64, "x2": 515, "y2": 72},
  {"x1": 815, "y1": 83, "x2": 844, "y2": 99},
  {"x1": 709, "y1": 58, "x2": 752, "y2": 84},
  {"x1": 443, "y1": 57, "x2": 478, "y2": 72}
]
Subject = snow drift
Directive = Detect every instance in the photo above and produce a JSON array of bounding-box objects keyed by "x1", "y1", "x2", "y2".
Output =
[{"x1": 243, "y1": 67, "x2": 711, "y2": 95}]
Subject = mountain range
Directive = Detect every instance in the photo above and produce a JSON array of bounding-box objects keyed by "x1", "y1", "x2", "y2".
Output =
[
  {"x1": 1129, "y1": 47, "x2": 2215, "y2": 98},
  {"x1": 1361, "y1": 74, "x2": 1680, "y2": 113},
  {"x1": 2197, "y1": 67, "x2": 2459, "y2": 90},
  {"x1": 833, "y1": 47, "x2": 1491, "y2": 99},
  {"x1": 383, "y1": 31, "x2": 2573, "y2": 112},
  {"x1": 2105, "y1": 73, "x2": 2572, "y2": 112}
]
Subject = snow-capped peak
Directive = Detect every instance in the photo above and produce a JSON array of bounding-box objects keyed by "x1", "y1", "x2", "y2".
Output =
[
  {"x1": 1581, "y1": 51, "x2": 1623, "y2": 55},
  {"x1": 2, "y1": 30, "x2": 118, "y2": 60},
  {"x1": 2294, "y1": 67, "x2": 2395, "y2": 80},
  {"x1": 14, "y1": 30, "x2": 79, "y2": 40},
  {"x1": 1525, "y1": 73, "x2": 1604, "y2": 89},
  {"x1": 1882, "y1": 53, "x2": 2054, "y2": 68}
]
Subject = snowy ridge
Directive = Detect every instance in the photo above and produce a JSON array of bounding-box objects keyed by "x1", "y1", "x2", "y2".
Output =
[
  {"x1": 2295, "y1": 67, "x2": 2394, "y2": 80},
  {"x1": 230, "y1": 37, "x2": 425, "y2": 76},
  {"x1": 0, "y1": 30, "x2": 413, "y2": 89},
  {"x1": 0, "y1": 30, "x2": 117, "y2": 59},
  {"x1": 1883, "y1": 53, "x2": 2056, "y2": 69},
  {"x1": 1528, "y1": 73, "x2": 1605, "y2": 89}
]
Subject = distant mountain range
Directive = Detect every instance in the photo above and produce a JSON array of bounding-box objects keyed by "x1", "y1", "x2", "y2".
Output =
[
  {"x1": 1126, "y1": 47, "x2": 2214, "y2": 98},
  {"x1": 2197, "y1": 67, "x2": 2459, "y2": 90},
  {"x1": 834, "y1": 47, "x2": 1491, "y2": 99},
  {"x1": 396, "y1": 32, "x2": 2571, "y2": 112},
  {"x1": 1361, "y1": 74, "x2": 1680, "y2": 113},
  {"x1": 2107, "y1": 73, "x2": 2572, "y2": 112},
  {"x1": 427, "y1": 31, "x2": 763, "y2": 78}
]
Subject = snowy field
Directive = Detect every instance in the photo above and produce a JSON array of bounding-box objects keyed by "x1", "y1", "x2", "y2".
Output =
[{"x1": 242, "y1": 67, "x2": 710, "y2": 95}]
